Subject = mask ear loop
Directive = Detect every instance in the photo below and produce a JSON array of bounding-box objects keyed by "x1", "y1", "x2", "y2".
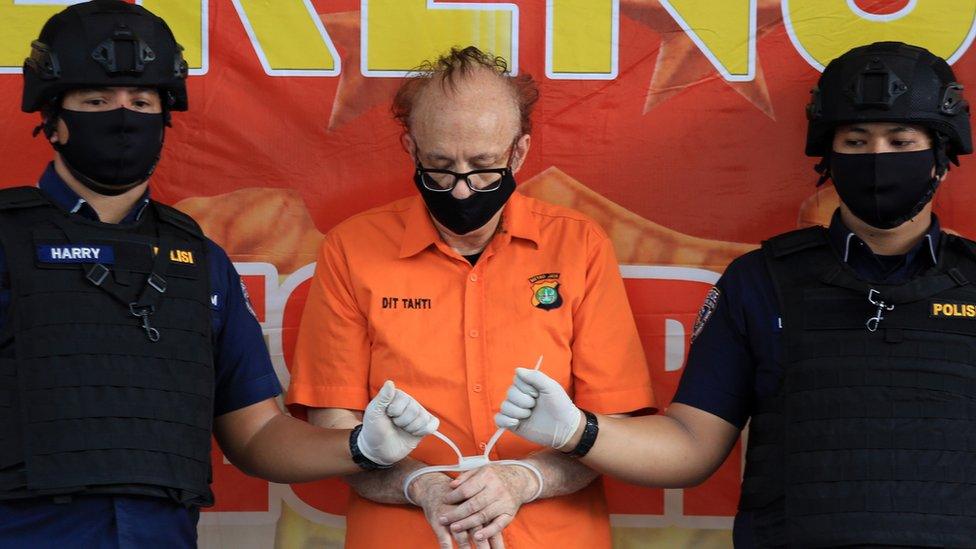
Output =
[{"x1": 403, "y1": 356, "x2": 546, "y2": 505}]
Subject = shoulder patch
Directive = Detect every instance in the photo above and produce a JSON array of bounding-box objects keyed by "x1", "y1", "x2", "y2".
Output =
[
  {"x1": 240, "y1": 280, "x2": 258, "y2": 320},
  {"x1": 691, "y1": 286, "x2": 721, "y2": 343}
]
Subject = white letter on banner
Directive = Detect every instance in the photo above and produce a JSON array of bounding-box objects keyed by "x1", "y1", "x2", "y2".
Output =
[
  {"x1": 546, "y1": 0, "x2": 618, "y2": 80},
  {"x1": 361, "y1": 0, "x2": 519, "y2": 77},
  {"x1": 658, "y1": 0, "x2": 757, "y2": 82},
  {"x1": 231, "y1": 0, "x2": 341, "y2": 76},
  {"x1": 784, "y1": 0, "x2": 976, "y2": 70},
  {"x1": 2, "y1": 0, "x2": 207, "y2": 75}
]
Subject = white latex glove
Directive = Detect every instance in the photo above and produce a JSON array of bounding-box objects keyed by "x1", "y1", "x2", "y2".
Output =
[
  {"x1": 358, "y1": 380, "x2": 439, "y2": 466},
  {"x1": 493, "y1": 368, "x2": 582, "y2": 449}
]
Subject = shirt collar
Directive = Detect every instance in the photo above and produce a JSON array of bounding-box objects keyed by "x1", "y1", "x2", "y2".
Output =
[
  {"x1": 398, "y1": 192, "x2": 541, "y2": 259},
  {"x1": 827, "y1": 208, "x2": 941, "y2": 267},
  {"x1": 37, "y1": 162, "x2": 151, "y2": 224}
]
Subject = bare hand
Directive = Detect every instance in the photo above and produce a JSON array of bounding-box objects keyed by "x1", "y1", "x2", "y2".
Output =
[
  {"x1": 411, "y1": 473, "x2": 503, "y2": 548},
  {"x1": 441, "y1": 464, "x2": 538, "y2": 543}
]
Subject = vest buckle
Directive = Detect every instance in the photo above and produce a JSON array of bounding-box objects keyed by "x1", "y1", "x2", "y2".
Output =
[
  {"x1": 147, "y1": 273, "x2": 167, "y2": 294},
  {"x1": 85, "y1": 264, "x2": 110, "y2": 287}
]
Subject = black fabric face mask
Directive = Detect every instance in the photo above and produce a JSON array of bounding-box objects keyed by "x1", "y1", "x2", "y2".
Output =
[
  {"x1": 830, "y1": 149, "x2": 939, "y2": 230},
  {"x1": 414, "y1": 170, "x2": 517, "y2": 235},
  {"x1": 53, "y1": 108, "x2": 166, "y2": 196}
]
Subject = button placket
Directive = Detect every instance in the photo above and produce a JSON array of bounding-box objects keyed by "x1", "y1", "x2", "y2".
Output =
[{"x1": 463, "y1": 263, "x2": 490, "y2": 448}]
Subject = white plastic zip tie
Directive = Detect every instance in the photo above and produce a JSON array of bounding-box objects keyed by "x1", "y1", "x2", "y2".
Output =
[{"x1": 403, "y1": 356, "x2": 545, "y2": 505}]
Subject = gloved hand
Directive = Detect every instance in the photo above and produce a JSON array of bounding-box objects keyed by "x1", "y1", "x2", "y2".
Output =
[
  {"x1": 358, "y1": 380, "x2": 439, "y2": 466},
  {"x1": 494, "y1": 368, "x2": 582, "y2": 450}
]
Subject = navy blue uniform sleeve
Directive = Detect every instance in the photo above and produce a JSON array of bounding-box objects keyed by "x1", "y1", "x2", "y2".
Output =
[
  {"x1": 207, "y1": 241, "x2": 282, "y2": 416},
  {"x1": 673, "y1": 250, "x2": 781, "y2": 429}
]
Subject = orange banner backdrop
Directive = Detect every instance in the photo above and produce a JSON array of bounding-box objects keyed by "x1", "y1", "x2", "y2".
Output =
[{"x1": 1, "y1": 1, "x2": 975, "y2": 547}]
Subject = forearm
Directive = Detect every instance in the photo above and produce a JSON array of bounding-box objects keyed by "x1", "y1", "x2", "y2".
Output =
[
  {"x1": 227, "y1": 414, "x2": 360, "y2": 483},
  {"x1": 522, "y1": 450, "x2": 599, "y2": 499},
  {"x1": 574, "y1": 408, "x2": 739, "y2": 488},
  {"x1": 345, "y1": 457, "x2": 448, "y2": 505}
]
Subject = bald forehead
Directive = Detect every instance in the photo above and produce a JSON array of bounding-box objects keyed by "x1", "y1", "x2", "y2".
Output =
[{"x1": 409, "y1": 67, "x2": 520, "y2": 137}]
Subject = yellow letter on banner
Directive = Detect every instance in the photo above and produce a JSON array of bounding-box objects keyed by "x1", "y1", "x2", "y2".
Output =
[
  {"x1": 0, "y1": 1, "x2": 206, "y2": 75},
  {"x1": 784, "y1": 0, "x2": 976, "y2": 70},
  {"x1": 659, "y1": 0, "x2": 756, "y2": 82},
  {"x1": 362, "y1": 0, "x2": 518, "y2": 77},
  {"x1": 546, "y1": 0, "x2": 618, "y2": 80},
  {"x1": 231, "y1": 0, "x2": 340, "y2": 76},
  {"x1": 141, "y1": 0, "x2": 207, "y2": 75}
]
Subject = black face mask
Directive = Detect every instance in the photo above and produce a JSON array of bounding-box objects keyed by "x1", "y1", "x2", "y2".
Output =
[
  {"x1": 53, "y1": 108, "x2": 166, "y2": 196},
  {"x1": 414, "y1": 170, "x2": 517, "y2": 235},
  {"x1": 830, "y1": 149, "x2": 939, "y2": 230}
]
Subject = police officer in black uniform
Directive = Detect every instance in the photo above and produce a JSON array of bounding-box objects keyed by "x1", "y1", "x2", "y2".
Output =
[
  {"x1": 0, "y1": 2, "x2": 437, "y2": 547},
  {"x1": 492, "y1": 41, "x2": 976, "y2": 547}
]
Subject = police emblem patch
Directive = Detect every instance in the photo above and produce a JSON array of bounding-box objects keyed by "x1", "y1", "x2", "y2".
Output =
[
  {"x1": 240, "y1": 280, "x2": 258, "y2": 320},
  {"x1": 529, "y1": 273, "x2": 562, "y2": 311},
  {"x1": 691, "y1": 286, "x2": 721, "y2": 343}
]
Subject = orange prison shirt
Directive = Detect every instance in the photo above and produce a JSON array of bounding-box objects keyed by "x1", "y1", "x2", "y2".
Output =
[{"x1": 287, "y1": 191, "x2": 655, "y2": 549}]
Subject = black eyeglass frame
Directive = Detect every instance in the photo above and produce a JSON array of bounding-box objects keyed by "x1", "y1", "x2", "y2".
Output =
[
  {"x1": 412, "y1": 135, "x2": 521, "y2": 193},
  {"x1": 414, "y1": 165, "x2": 513, "y2": 193}
]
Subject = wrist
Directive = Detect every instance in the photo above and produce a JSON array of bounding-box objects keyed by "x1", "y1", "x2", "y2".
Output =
[
  {"x1": 351, "y1": 424, "x2": 392, "y2": 470},
  {"x1": 407, "y1": 471, "x2": 449, "y2": 506},
  {"x1": 562, "y1": 410, "x2": 599, "y2": 458},
  {"x1": 557, "y1": 410, "x2": 586, "y2": 451},
  {"x1": 509, "y1": 462, "x2": 541, "y2": 504}
]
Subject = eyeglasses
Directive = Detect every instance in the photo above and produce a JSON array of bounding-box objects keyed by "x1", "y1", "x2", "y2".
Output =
[
  {"x1": 413, "y1": 136, "x2": 519, "y2": 193},
  {"x1": 415, "y1": 165, "x2": 512, "y2": 193}
]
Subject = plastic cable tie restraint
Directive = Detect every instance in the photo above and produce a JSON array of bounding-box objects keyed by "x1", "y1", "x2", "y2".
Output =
[
  {"x1": 402, "y1": 427, "x2": 544, "y2": 506},
  {"x1": 403, "y1": 355, "x2": 546, "y2": 506}
]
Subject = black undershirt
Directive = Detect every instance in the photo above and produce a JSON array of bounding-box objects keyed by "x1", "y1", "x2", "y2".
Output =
[{"x1": 464, "y1": 252, "x2": 482, "y2": 266}]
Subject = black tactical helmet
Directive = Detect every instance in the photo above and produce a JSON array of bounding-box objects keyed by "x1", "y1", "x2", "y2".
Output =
[
  {"x1": 806, "y1": 41, "x2": 971, "y2": 162},
  {"x1": 22, "y1": 0, "x2": 188, "y2": 113}
]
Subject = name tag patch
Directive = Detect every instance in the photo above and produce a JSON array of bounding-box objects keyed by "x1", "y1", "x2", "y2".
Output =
[
  {"x1": 931, "y1": 301, "x2": 976, "y2": 319},
  {"x1": 152, "y1": 246, "x2": 196, "y2": 265},
  {"x1": 37, "y1": 245, "x2": 114, "y2": 264}
]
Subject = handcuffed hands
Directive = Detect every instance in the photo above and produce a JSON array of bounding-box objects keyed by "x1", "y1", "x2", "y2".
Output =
[
  {"x1": 440, "y1": 463, "x2": 538, "y2": 544},
  {"x1": 411, "y1": 473, "x2": 508, "y2": 549}
]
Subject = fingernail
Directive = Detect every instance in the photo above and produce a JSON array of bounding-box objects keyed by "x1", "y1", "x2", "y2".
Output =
[
  {"x1": 475, "y1": 534, "x2": 484, "y2": 540},
  {"x1": 439, "y1": 516, "x2": 448, "y2": 524}
]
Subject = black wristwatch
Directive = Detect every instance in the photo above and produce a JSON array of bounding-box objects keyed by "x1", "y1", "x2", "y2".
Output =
[
  {"x1": 349, "y1": 424, "x2": 392, "y2": 470},
  {"x1": 564, "y1": 410, "x2": 599, "y2": 458}
]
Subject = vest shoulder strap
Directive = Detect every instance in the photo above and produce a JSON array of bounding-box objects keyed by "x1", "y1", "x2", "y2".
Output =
[
  {"x1": 152, "y1": 201, "x2": 204, "y2": 239},
  {"x1": 761, "y1": 226, "x2": 828, "y2": 259},
  {"x1": 0, "y1": 187, "x2": 49, "y2": 211},
  {"x1": 946, "y1": 233, "x2": 976, "y2": 264}
]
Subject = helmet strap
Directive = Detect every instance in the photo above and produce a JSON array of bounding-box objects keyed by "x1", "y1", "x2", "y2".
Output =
[
  {"x1": 33, "y1": 100, "x2": 61, "y2": 140},
  {"x1": 814, "y1": 154, "x2": 832, "y2": 186}
]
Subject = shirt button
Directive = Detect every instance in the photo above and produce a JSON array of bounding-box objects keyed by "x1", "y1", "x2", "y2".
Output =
[
  {"x1": 469, "y1": 330, "x2": 479, "y2": 338},
  {"x1": 478, "y1": 442, "x2": 487, "y2": 451},
  {"x1": 469, "y1": 274, "x2": 478, "y2": 282},
  {"x1": 473, "y1": 384, "x2": 482, "y2": 393}
]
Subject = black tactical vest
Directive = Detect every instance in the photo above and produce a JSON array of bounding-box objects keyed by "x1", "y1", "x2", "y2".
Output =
[
  {"x1": 738, "y1": 226, "x2": 976, "y2": 547},
  {"x1": 0, "y1": 187, "x2": 215, "y2": 506}
]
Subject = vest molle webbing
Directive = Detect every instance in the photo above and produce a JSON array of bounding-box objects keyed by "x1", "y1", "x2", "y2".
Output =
[
  {"x1": 0, "y1": 187, "x2": 215, "y2": 506},
  {"x1": 740, "y1": 226, "x2": 976, "y2": 548}
]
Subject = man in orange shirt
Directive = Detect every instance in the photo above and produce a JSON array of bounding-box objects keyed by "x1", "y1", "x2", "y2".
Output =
[{"x1": 287, "y1": 46, "x2": 654, "y2": 548}]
